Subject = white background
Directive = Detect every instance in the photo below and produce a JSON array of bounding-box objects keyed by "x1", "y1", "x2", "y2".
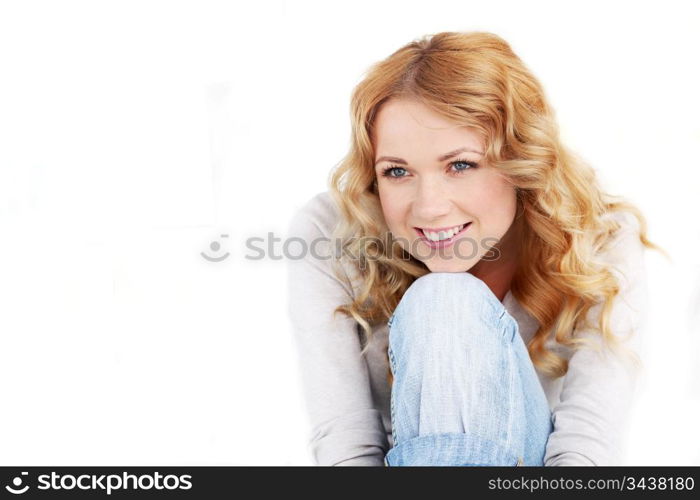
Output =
[{"x1": 0, "y1": 0, "x2": 698, "y2": 465}]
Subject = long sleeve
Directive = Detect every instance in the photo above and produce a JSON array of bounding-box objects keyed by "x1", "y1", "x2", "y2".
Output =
[
  {"x1": 285, "y1": 193, "x2": 389, "y2": 466},
  {"x1": 544, "y1": 211, "x2": 649, "y2": 466}
]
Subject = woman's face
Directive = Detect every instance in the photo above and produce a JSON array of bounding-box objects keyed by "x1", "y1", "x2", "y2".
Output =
[{"x1": 373, "y1": 98, "x2": 518, "y2": 273}]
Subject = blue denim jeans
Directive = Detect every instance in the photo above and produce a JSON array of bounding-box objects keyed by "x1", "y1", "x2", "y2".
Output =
[{"x1": 384, "y1": 272, "x2": 553, "y2": 466}]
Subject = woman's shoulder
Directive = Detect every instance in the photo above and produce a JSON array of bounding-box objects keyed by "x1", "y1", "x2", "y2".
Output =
[
  {"x1": 287, "y1": 190, "x2": 341, "y2": 240},
  {"x1": 596, "y1": 209, "x2": 649, "y2": 331},
  {"x1": 604, "y1": 209, "x2": 642, "y2": 240},
  {"x1": 597, "y1": 209, "x2": 645, "y2": 269},
  {"x1": 287, "y1": 191, "x2": 362, "y2": 294}
]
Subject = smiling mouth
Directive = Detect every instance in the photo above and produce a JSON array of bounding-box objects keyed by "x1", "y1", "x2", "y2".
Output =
[{"x1": 414, "y1": 222, "x2": 471, "y2": 242}]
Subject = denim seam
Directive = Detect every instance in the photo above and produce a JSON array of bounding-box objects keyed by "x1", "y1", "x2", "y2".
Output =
[{"x1": 388, "y1": 345, "x2": 398, "y2": 447}]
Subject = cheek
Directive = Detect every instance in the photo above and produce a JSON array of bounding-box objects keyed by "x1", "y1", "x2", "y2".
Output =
[
  {"x1": 378, "y1": 189, "x2": 406, "y2": 227},
  {"x1": 465, "y1": 179, "x2": 517, "y2": 225}
]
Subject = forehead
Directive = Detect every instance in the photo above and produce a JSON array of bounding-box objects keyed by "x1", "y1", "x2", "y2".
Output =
[{"x1": 373, "y1": 99, "x2": 483, "y2": 152}]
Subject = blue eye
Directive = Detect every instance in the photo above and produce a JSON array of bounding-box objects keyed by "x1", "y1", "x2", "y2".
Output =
[
  {"x1": 380, "y1": 158, "x2": 478, "y2": 180},
  {"x1": 382, "y1": 166, "x2": 408, "y2": 178},
  {"x1": 451, "y1": 160, "x2": 477, "y2": 173}
]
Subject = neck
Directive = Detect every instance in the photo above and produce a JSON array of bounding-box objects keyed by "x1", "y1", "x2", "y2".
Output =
[{"x1": 468, "y1": 214, "x2": 523, "y2": 303}]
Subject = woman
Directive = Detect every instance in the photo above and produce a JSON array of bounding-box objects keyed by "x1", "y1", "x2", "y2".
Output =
[{"x1": 286, "y1": 31, "x2": 666, "y2": 466}]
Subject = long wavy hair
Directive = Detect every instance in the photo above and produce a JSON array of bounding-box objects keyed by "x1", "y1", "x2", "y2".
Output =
[{"x1": 326, "y1": 31, "x2": 668, "y2": 384}]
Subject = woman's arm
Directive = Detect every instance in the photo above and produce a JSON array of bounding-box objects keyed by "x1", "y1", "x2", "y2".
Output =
[
  {"x1": 285, "y1": 193, "x2": 389, "y2": 466},
  {"x1": 544, "y1": 212, "x2": 649, "y2": 466}
]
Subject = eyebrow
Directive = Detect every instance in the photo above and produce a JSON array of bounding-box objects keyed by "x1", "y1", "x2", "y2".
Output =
[{"x1": 374, "y1": 147, "x2": 484, "y2": 167}]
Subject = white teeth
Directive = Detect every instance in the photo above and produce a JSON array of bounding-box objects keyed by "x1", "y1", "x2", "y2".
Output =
[{"x1": 423, "y1": 223, "x2": 465, "y2": 241}]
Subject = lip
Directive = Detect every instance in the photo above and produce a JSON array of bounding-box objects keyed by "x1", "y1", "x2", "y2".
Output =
[
  {"x1": 416, "y1": 223, "x2": 469, "y2": 233},
  {"x1": 414, "y1": 222, "x2": 472, "y2": 249}
]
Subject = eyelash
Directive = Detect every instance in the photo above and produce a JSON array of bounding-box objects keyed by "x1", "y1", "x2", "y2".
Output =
[{"x1": 380, "y1": 158, "x2": 478, "y2": 180}]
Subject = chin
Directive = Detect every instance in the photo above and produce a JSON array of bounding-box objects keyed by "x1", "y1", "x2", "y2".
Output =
[{"x1": 424, "y1": 259, "x2": 474, "y2": 273}]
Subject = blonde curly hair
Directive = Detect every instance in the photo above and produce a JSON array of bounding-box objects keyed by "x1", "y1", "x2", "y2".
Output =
[{"x1": 326, "y1": 31, "x2": 668, "y2": 384}]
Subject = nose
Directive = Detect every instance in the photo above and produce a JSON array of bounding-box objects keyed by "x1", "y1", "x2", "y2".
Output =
[{"x1": 411, "y1": 177, "x2": 452, "y2": 224}]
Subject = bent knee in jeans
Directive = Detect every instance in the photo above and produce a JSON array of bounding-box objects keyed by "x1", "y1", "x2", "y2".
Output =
[
  {"x1": 385, "y1": 272, "x2": 552, "y2": 466},
  {"x1": 387, "y1": 272, "x2": 514, "y2": 363}
]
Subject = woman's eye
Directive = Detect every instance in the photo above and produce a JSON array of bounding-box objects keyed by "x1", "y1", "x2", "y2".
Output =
[
  {"x1": 451, "y1": 160, "x2": 477, "y2": 172},
  {"x1": 382, "y1": 166, "x2": 407, "y2": 178}
]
